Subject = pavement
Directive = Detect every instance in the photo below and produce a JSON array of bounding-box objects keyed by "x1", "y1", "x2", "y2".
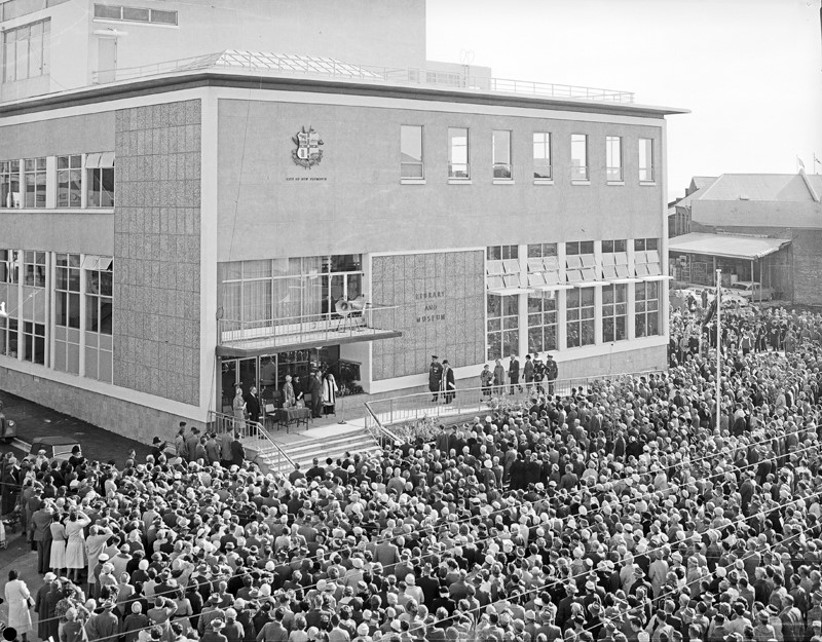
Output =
[{"x1": 0, "y1": 389, "x2": 151, "y2": 467}]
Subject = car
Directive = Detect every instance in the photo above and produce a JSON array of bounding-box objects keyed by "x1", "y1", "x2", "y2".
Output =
[
  {"x1": 0, "y1": 402, "x2": 17, "y2": 444},
  {"x1": 29, "y1": 436, "x2": 82, "y2": 462},
  {"x1": 726, "y1": 281, "x2": 774, "y2": 302}
]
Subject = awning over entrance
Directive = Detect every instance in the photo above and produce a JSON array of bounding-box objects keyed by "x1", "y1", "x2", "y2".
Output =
[
  {"x1": 216, "y1": 309, "x2": 402, "y2": 359},
  {"x1": 669, "y1": 232, "x2": 791, "y2": 260},
  {"x1": 217, "y1": 327, "x2": 402, "y2": 358}
]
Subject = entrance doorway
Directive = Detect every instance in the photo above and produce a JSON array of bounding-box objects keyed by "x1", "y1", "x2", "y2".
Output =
[{"x1": 218, "y1": 346, "x2": 340, "y2": 414}]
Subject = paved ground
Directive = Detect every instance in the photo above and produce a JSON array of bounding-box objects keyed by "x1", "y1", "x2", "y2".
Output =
[{"x1": 0, "y1": 389, "x2": 151, "y2": 466}]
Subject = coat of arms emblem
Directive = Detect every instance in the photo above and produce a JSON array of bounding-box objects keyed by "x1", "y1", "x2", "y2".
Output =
[{"x1": 291, "y1": 126, "x2": 324, "y2": 169}]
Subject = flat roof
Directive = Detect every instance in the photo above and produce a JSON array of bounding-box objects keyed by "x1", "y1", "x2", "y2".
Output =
[
  {"x1": 0, "y1": 66, "x2": 689, "y2": 120},
  {"x1": 669, "y1": 232, "x2": 791, "y2": 260}
]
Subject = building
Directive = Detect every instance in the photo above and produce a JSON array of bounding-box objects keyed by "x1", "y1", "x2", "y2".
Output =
[
  {"x1": 669, "y1": 172, "x2": 822, "y2": 302},
  {"x1": 0, "y1": 0, "x2": 685, "y2": 441}
]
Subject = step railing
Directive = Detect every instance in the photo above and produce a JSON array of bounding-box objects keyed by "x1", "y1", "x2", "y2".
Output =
[
  {"x1": 207, "y1": 410, "x2": 296, "y2": 473},
  {"x1": 362, "y1": 402, "x2": 402, "y2": 448},
  {"x1": 362, "y1": 369, "x2": 664, "y2": 430}
]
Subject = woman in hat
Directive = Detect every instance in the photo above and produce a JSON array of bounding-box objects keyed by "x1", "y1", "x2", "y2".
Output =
[{"x1": 4, "y1": 569, "x2": 33, "y2": 642}]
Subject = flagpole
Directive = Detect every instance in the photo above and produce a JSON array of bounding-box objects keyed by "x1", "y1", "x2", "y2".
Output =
[{"x1": 715, "y1": 268, "x2": 722, "y2": 433}]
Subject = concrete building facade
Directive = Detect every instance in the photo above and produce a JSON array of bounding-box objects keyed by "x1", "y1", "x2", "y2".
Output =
[{"x1": 0, "y1": 0, "x2": 684, "y2": 440}]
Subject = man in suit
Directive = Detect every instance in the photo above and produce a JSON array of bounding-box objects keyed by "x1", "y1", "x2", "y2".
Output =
[
  {"x1": 429, "y1": 355, "x2": 443, "y2": 402},
  {"x1": 244, "y1": 386, "x2": 261, "y2": 425},
  {"x1": 308, "y1": 371, "x2": 323, "y2": 418},
  {"x1": 230, "y1": 432, "x2": 245, "y2": 466},
  {"x1": 441, "y1": 360, "x2": 456, "y2": 403},
  {"x1": 508, "y1": 354, "x2": 520, "y2": 394},
  {"x1": 31, "y1": 501, "x2": 54, "y2": 574}
]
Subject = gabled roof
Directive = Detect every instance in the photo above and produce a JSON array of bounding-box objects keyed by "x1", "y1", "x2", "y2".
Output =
[
  {"x1": 698, "y1": 173, "x2": 822, "y2": 203},
  {"x1": 689, "y1": 176, "x2": 718, "y2": 192}
]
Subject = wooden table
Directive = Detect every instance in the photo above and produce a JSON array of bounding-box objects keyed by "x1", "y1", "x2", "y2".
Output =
[{"x1": 276, "y1": 407, "x2": 311, "y2": 432}]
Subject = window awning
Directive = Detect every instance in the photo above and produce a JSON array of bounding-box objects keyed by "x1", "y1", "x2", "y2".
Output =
[
  {"x1": 86, "y1": 152, "x2": 115, "y2": 169},
  {"x1": 669, "y1": 232, "x2": 791, "y2": 260}
]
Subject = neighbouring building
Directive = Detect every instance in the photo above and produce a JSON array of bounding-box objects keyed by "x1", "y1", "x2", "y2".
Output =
[
  {"x1": 0, "y1": 0, "x2": 685, "y2": 440},
  {"x1": 669, "y1": 172, "x2": 822, "y2": 303}
]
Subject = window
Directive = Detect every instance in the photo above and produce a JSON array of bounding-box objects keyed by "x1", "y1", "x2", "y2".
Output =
[
  {"x1": 571, "y1": 134, "x2": 588, "y2": 181},
  {"x1": 23, "y1": 158, "x2": 46, "y2": 208},
  {"x1": 487, "y1": 245, "x2": 519, "y2": 261},
  {"x1": 23, "y1": 251, "x2": 46, "y2": 288},
  {"x1": 639, "y1": 138, "x2": 655, "y2": 182},
  {"x1": 217, "y1": 255, "x2": 364, "y2": 330},
  {"x1": 0, "y1": 317, "x2": 18, "y2": 358},
  {"x1": 602, "y1": 239, "x2": 627, "y2": 254},
  {"x1": 85, "y1": 259, "x2": 113, "y2": 383},
  {"x1": 0, "y1": 161, "x2": 20, "y2": 208},
  {"x1": 93, "y1": 4, "x2": 178, "y2": 25},
  {"x1": 566, "y1": 287, "x2": 595, "y2": 348},
  {"x1": 533, "y1": 132, "x2": 552, "y2": 180},
  {"x1": 606, "y1": 136, "x2": 623, "y2": 182},
  {"x1": 602, "y1": 284, "x2": 627, "y2": 343},
  {"x1": 566, "y1": 241, "x2": 595, "y2": 256},
  {"x1": 400, "y1": 125, "x2": 424, "y2": 179},
  {"x1": 487, "y1": 294, "x2": 518, "y2": 361},
  {"x1": 2, "y1": 19, "x2": 50, "y2": 83},
  {"x1": 527, "y1": 243, "x2": 558, "y2": 259},
  {"x1": 634, "y1": 238, "x2": 659, "y2": 252},
  {"x1": 21, "y1": 321, "x2": 45, "y2": 365},
  {"x1": 492, "y1": 130, "x2": 512, "y2": 179},
  {"x1": 448, "y1": 127, "x2": 469, "y2": 179},
  {"x1": 86, "y1": 152, "x2": 115, "y2": 207},
  {"x1": 601, "y1": 240, "x2": 630, "y2": 280},
  {"x1": 528, "y1": 294, "x2": 557, "y2": 353},
  {"x1": 57, "y1": 155, "x2": 82, "y2": 208},
  {"x1": 54, "y1": 254, "x2": 81, "y2": 375},
  {"x1": 635, "y1": 281, "x2": 660, "y2": 337},
  {"x1": 0, "y1": 250, "x2": 20, "y2": 284}
]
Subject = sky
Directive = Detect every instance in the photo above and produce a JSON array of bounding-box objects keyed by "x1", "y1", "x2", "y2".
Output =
[{"x1": 426, "y1": 0, "x2": 822, "y2": 201}]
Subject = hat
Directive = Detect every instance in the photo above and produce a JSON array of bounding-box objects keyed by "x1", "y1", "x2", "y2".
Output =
[
  {"x1": 98, "y1": 553, "x2": 110, "y2": 562},
  {"x1": 43, "y1": 572, "x2": 57, "y2": 582},
  {"x1": 432, "y1": 355, "x2": 438, "y2": 359}
]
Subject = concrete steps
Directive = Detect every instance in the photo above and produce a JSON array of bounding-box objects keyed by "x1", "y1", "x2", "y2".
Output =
[{"x1": 257, "y1": 426, "x2": 381, "y2": 475}]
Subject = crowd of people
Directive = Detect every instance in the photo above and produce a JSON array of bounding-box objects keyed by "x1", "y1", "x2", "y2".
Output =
[{"x1": 2, "y1": 302, "x2": 822, "y2": 642}]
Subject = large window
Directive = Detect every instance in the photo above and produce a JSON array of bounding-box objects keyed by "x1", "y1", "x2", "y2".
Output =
[
  {"x1": 492, "y1": 130, "x2": 512, "y2": 179},
  {"x1": 218, "y1": 255, "x2": 364, "y2": 330},
  {"x1": 487, "y1": 294, "x2": 518, "y2": 361},
  {"x1": 93, "y1": 4, "x2": 178, "y2": 25},
  {"x1": 400, "y1": 125, "x2": 424, "y2": 179},
  {"x1": 85, "y1": 258, "x2": 113, "y2": 383},
  {"x1": 566, "y1": 287, "x2": 595, "y2": 348},
  {"x1": 2, "y1": 19, "x2": 50, "y2": 83},
  {"x1": 448, "y1": 127, "x2": 469, "y2": 179},
  {"x1": 602, "y1": 284, "x2": 628, "y2": 343},
  {"x1": 57, "y1": 155, "x2": 82, "y2": 208},
  {"x1": 571, "y1": 134, "x2": 588, "y2": 181},
  {"x1": 23, "y1": 158, "x2": 46, "y2": 208},
  {"x1": 606, "y1": 136, "x2": 623, "y2": 182},
  {"x1": 54, "y1": 254, "x2": 81, "y2": 375},
  {"x1": 635, "y1": 281, "x2": 660, "y2": 337},
  {"x1": 528, "y1": 294, "x2": 557, "y2": 353},
  {"x1": 86, "y1": 153, "x2": 115, "y2": 207},
  {"x1": 601, "y1": 240, "x2": 630, "y2": 280},
  {"x1": 533, "y1": 132, "x2": 552, "y2": 180},
  {"x1": 0, "y1": 161, "x2": 20, "y2": 209},
  {"x1": 639, "y1": 138, "x2": 655, "y2": 182}
]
